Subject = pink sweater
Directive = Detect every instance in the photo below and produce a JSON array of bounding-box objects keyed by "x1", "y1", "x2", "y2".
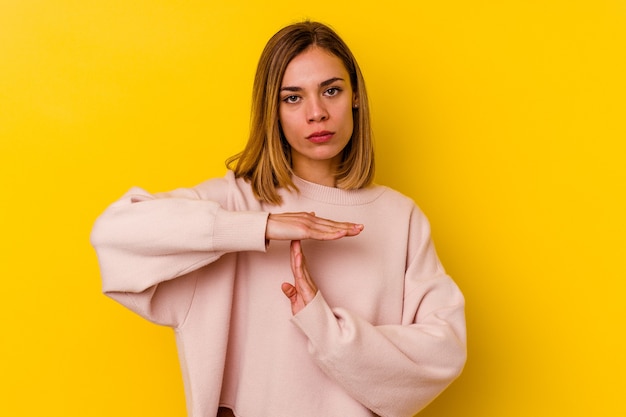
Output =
[{"x1": 91, "y1": 171, "x2": 466, "y2": 417}]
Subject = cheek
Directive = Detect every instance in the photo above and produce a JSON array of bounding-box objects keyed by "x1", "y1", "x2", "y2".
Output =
[
  {"x1": 280, "y1": 109, "x2": 303, "y2": 134},
  {"x1": 278, "y1": 112, "x2": 299, "y2": 144},
  {"x1": 278, "y1": 107, "x2": 290, "y2": 128},
  {"x1": 340, "y1": 107, "x2": 354, "y2": 134}
]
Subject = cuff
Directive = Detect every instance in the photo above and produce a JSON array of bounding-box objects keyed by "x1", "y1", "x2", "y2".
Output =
[
  {"x1": 212, "y1": 208, "x2": 269, "y2": 253},
  {"x1": 291, "y1": 291, "x2": 338, "y2": 347}
]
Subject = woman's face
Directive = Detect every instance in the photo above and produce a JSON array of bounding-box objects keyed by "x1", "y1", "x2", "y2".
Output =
[{"x1": 278, "y1": 46, "x2": 355, "y2": 183}]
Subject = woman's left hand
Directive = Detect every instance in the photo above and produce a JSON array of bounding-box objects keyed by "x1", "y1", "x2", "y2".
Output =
[{"x1": 281, "y1": 240, "x2": 318, "y2": 315}]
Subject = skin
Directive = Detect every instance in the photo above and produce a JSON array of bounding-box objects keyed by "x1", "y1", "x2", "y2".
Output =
[
  {"x1": 264, "y1": 46, "x2": 363, "y2": 314},
  {"x1": 281, "y1": 240, "x2": 319, "y2": 315},
  {"x1": 278, "y1": 46, "x2": 356, "y2": 187}
]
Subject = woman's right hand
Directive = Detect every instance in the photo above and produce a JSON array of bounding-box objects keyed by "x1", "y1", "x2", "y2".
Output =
[{"x1": 265, "y1": 212, "x2": 364, "y2": 241}]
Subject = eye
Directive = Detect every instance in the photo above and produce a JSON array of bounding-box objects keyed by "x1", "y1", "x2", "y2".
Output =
[
  {"x1": 282, "y1": 95, "x2": 300, "y2": 104},
  {"x1": 324, "y1": 87, "x2": 342, "y2": 97}
]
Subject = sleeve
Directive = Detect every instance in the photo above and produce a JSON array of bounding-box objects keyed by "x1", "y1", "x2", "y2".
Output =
[
  {"x1": 90, "y1": 182, "x2": 269, "y2": 327},
  {"x1": 291, "y1": 207, "x2": 466, "y2": 417}
]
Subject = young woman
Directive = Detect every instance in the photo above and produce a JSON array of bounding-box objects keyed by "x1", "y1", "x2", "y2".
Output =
[{"x1": 91, "y1": 21, "x2": 466, "y2": 417}]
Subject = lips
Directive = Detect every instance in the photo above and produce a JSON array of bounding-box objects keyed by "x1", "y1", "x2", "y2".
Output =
[{"x1": 306, "y1": 130, "x2": 334, "y2": 144}]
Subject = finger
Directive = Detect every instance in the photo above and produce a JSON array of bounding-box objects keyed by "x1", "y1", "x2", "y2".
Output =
[
  {"x1": 305, "y1": 214, "x2": 362, "y2": 230},
  {"x1": 298, "y1": 265, "x2": 318, "y2": 302},
  {"x1": 281, "y1": 282, "x2": 296, "y2": 299},
  {"x1": 290, "y1": 242, "x2": 318, "y2": 302},
  {"x1": 281, "y1": 282, "x2": 300, "y2": 315},
  {"x1": 277, "y1": 212, "x2": 362, "y2": 234},
  {"x1": 308, "y1": 227, "x2": 349, "y2": 240},
  {"x1": 293, "y1": 245, "x2": 305, "y2": 281},
  {"x1": 290, "y1": 240, "x2": 305, "y2": 282},
  {"x1": 302, "y1": 223, "x2": 351, "y2": 241},
  {"x1": 305, "y1": 218, "x2": 364, "y2": 239},
  {"x1": 290, "y1": 240, "x2": 300, "y2": 276}
]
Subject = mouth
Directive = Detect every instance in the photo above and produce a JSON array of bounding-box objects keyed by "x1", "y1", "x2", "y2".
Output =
[{"x1": 306, "y1": 130, "x2": 334, "y2": 144}]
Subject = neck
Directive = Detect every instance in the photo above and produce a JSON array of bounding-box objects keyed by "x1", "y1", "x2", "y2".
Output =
[{"x1": 292, "y1": 158, "x2": 339, "y2": 187}]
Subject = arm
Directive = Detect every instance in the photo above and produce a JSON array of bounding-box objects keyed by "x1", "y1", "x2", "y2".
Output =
[
  {"x1": 292, "y1": 277, "x2": 465, "y2": 417},
  {"x1": 283, "y1": 210, "x2": 467, "y2": 417},
  {"x1": 91, "y1": 181, "x2": 364, "y2": 327},
  {"x1": 90, "y1": 184, "x2": 269, "y2": 326},
  {"x1": 91, "y1": 186, "x2": 269, "y2": 293}
]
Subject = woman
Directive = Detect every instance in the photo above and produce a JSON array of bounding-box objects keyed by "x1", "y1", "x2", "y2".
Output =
[{"x1": 91, "y1": 21, "x2": 466, "y2": 417}]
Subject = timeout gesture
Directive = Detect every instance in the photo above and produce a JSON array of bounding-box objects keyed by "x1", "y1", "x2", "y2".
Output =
[{"x1": 268, "y1": 213, "x2": 364, "y2": 315}]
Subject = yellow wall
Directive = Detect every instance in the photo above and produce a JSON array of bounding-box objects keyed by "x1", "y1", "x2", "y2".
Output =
[{"x1": 1, "y1": 1, "x2": 624, "y2": 415}]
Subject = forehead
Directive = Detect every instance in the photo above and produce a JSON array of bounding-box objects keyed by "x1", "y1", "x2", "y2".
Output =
[{"x1": 281, "y1": 47, "x2": 349, "y2": 86}]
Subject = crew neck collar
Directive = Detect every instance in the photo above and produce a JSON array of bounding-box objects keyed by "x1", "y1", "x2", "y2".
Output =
[{"x1": 288, "y1": 174, "x2": 385, "y2": 206}]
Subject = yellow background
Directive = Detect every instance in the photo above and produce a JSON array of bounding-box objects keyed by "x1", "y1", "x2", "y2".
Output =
[{"x1": 1, "y1": 0, "x2": 625, "y2": 416}]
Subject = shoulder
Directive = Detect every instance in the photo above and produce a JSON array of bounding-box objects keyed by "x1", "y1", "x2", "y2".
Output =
[
  {"x1": 193, "y1": 170, "x2": 262, "y2": 210},
  {"x1": 192, "y1": 170, "x2": 236, "y2": 199},
  {"x1": 373, "y1": 184, "x2": 432, "y2": 227},
  {"x1": 373, "y1": 183, "x2": 421, "y2": 210}
]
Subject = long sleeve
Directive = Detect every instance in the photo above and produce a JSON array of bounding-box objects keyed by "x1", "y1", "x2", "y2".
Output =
[
  {"x1": 291, "y1": 206, "x2": 466, "y2": 417},
  {"x1": 90, "y1": 178, "x2": 269, "y2": 327},
  {"x1": 90, "y1": 173, "x2": 466, "y2": 416}
]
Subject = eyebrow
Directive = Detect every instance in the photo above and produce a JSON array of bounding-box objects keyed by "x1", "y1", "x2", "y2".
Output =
[{"x1": 280, "y1": 77, "x2": 345, "y2": 92}]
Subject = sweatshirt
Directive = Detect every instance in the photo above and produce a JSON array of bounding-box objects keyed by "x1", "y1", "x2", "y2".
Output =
[{"x1": 90, "y1": 170, "x2": 466, "y2": 417}]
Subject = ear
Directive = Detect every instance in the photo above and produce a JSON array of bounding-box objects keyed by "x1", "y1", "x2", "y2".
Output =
[{"x1": 352, "y1": 92, "x2": 359, "y2": 109}]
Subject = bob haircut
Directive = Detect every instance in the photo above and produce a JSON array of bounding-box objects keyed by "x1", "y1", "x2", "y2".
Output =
[{"x1": 227, "y1": 21, "x2": 375, "y2": 205}]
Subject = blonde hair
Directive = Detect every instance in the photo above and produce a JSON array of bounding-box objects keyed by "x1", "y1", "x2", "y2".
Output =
[{"x1": 227, "y1": 21, "x2": 374, "y2": 205}]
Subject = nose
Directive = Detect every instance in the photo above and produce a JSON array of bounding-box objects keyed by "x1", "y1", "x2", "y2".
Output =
[{"x1": 306, "y1": 97, "x2": 328, "y2": 123}]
